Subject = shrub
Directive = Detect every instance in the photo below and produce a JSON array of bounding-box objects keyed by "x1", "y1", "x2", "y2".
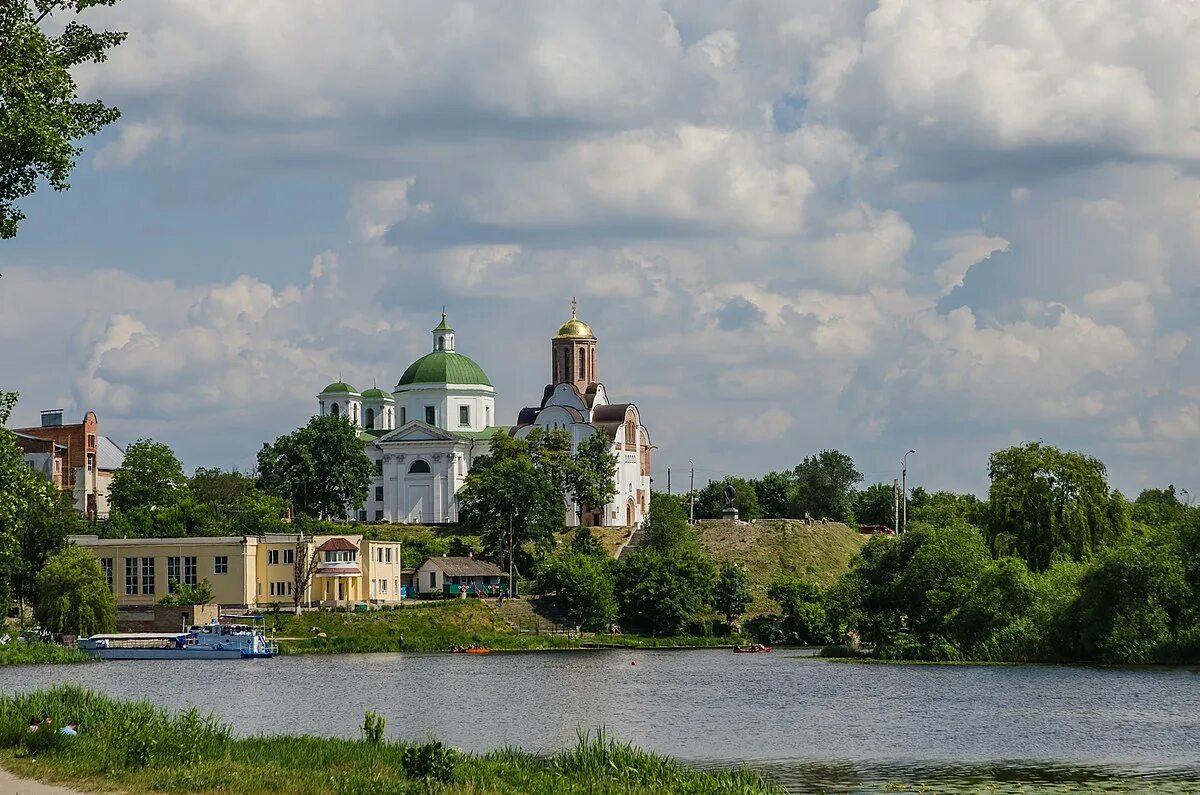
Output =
[
  {"x1": 361, "y1": 710, "x2": 385, "y2": 745},
  {"x1": 401, "y1": 739, "x2": 457, "y2": 782}
]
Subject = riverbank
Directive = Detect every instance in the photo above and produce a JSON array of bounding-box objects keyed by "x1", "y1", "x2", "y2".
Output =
[
  {"x1": 0, "y1": 686, "x2": 779, "y2": 794},
  {"x1": 0, "y1": 643, "x2": 94, "y2": 667},
  {"x1": 269, "y1": 600, "x2": 735, "y2": 654}
]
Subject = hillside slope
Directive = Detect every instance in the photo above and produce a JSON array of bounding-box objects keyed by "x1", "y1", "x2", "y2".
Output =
[{"x1": 694, "y1": 519, "x2": 868, "y2": 615}]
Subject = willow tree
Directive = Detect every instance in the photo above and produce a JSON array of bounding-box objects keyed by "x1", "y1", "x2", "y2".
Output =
[{"x1": 985, "y1": 442, "x2": 1129, "y2": 571}]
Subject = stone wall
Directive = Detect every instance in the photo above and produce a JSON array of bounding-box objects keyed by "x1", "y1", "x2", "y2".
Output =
[{"x1": 116, "y1": 604, "x2": 219, "y2": 632}]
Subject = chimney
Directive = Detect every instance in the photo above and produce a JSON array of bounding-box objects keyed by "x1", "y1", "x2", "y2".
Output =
[{"x1": 40, "y1": 409, "x2": 63, "y2": 427}]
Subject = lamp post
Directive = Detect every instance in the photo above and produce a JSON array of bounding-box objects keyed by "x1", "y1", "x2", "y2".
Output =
[
  {"x1": 689, "y1": 460, "x2": 695, "y2": 525},
  {"x1": 1182, "y1": 488, "x2": 1191, "y2": 508},
  {"x1": 901, "y1": 449, "x2": 916, "y2": 534}
]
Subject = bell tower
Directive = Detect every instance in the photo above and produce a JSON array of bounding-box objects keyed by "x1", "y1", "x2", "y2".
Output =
[{"x1": 552, "y1": 298, "x2": 598, "y2": 394}]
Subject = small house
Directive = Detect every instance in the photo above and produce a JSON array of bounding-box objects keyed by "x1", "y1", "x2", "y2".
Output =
[{"x1": 414, "y1": 555, "x2": 510, "y2": 598}]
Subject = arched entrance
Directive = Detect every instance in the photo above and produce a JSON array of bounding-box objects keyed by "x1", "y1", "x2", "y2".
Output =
[{"x1": 626, "y1": 499, "x2": 635, "y2": 527}]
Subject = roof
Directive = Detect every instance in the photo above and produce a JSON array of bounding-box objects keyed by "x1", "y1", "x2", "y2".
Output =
[
  {"x1": 421, "y1": 556, "x2": 508, "y2": 577},
  {"x1": 321, "y1": 381, "x2": 358, "y2": 395},
  {"x1": 554, "y1": 301, "x2": 595, "y2": 339},
  {"x1": 360, "y1": 387, "x2": 393, "y2": 400},
  {"x1": 14, "y1": 431, "x2": 65, "y2": 451},
  {"x1": 96, "y1": 435, "x2": 125, "y2": 471},
  {"x1": 592, "y1": 403, "x2": 632, "y2": 423},
  {"x1": 433, "y1": 312, "x2": 454, "y2": 333},
  {"x1": 451, "y1": 425, "x2": 511, "y2": 441},
  {"x1": 316, "y1": 537, "x2": 359, "y2": 552},
  {"x1": 397, "y1": 350, "x2": 492, "y2": 387}
]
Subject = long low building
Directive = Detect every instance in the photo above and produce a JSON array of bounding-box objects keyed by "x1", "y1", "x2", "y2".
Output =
[{"x1": 70, "y1": 533, "x2": 407, "y2": 610}]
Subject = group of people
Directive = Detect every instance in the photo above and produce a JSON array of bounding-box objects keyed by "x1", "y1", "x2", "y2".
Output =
[{"x1": 26, "y1": 714, "x2": 79, "y2": 736}]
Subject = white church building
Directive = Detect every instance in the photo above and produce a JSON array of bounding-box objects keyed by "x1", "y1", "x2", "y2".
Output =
[{"x1": 315, "y1": 305, "x2": 651, "y2": 527}]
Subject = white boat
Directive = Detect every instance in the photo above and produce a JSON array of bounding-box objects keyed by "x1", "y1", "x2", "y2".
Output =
[{"x1": 78, "y1": 620, "x2": 278, "y2": 660}]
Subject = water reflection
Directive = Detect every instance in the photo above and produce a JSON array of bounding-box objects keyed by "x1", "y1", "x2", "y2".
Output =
[{"x1": 2, "y1": 650, "x2": 1198, "y2": 793}]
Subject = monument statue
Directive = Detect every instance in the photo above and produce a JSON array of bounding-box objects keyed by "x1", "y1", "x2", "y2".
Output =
[{"x1": 723, "y1": 483, "x2": 736, "y2": 509}]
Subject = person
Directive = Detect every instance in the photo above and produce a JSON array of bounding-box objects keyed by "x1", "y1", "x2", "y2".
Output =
[
  {"x1": 60, "y1": 721, "x2": 79, "y2": 736},
  {"x1": 41, "y1": 715, "x2": 54, "y2": 732},
  {"x1": 26, "y1": 716, "x2": 39, "y2": 733}
]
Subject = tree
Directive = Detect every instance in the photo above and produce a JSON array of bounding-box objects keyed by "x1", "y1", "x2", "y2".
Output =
[
  {"x1": 711, "y1": 562, "x2": 750, "y2": 629},
  {"x1": 190, "y1": 467, "x2": 255, "y2": 506},
  {"x1": 108, "y1": 438, "x2": 187, "y2": 513},
  {"x1": 13, "y1": 489, "x2": 79, "y2": 607},
  {"x1": 615, "y1": 548, "x2": 715, "y2": 635},
  {"x1": 693, "y1": 477, "x2": 760, "y2": 520},
  {"x1": 908, "y1": 488, "x2": 986, "y2": 528},
  {"x1": 457, "y1": 431, "x2": 563, "y2": 574},
  {"x1": 986, "y1": 442, "x2": 1129, "y2": 571},
  {"x1": 537, "y1": 552, "x2": 617, "y2": 630},
  {"x1": 0, "y1": 391, "x2": 57, "y2": 606},
  {"x1": 569, "y1": 526, "x2": 607, "y2": 560},
  {"x1": 34, "y1": 545, "x2": 115, "y2": 637},
  {"x1": 0, "y1": 0, "x2": 126, "y2": 238},
  {"x1": 641, "y1": 491, "x2": 695, "y2": 553},
  {"x1": 158, "y1": 578, "x2": 214, "y2": 606},
  {"x1": 767, "y1": 575, "x2": 830, "y2": 644},
  {"x1": 567, "y1": 429, "x2": 618, "y2": 519},
  {"x1": 257, "y1": 414, "x2": 373, "y2": 519},
  {"x1": 853, "y1": 483, "x2": 896, "y2": 528},
  {"x1": 1130, "y1": 486, "x2": 1187, "y2": 529},
  {"x1": 291, "y1": 533, "x2": 321, "y2": 614},
  {"x1": 753, "y1": 471, "x2": 795, "y2": 519},
  {"x1": 791, "y1": 450, "x2": 862, "y2": 523}
]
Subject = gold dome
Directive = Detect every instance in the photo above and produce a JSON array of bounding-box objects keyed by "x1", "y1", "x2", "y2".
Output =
[{"x1": 554, "y1": 298, "x2": 595, "y2": 339}]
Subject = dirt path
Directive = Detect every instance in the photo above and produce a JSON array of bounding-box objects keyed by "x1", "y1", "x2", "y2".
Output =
[{"x1": 0, "y1": 766, "x2": 90, "y2": 794}]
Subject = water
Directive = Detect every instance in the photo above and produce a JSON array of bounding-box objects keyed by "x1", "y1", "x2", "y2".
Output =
[{"x1": 3, "y1": 650, "x2": 1199, "y2": 792}]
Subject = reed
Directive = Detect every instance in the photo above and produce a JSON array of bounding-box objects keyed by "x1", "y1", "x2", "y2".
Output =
[
  {"x1": 0, "y1": 687, "x2": 782, "y2": 794},
  {"x1": 0, "y1": 642, "x2": 95, "y2": 666}
]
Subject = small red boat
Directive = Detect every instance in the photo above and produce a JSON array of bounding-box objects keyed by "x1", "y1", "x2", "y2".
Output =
[
  {"x1": 449, "y1": 645, "x2": 492, "y2": 654},
  {"x1": 733, "y1": 644, "x2": 773, "y2": 653}
]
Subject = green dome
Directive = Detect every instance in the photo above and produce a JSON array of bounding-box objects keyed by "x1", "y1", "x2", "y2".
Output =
[
  {"x1": 360, "y1": 387, "x2": 393, "y2": 400},
  {"x1": 397, "y1": 351, "x2": 492, "y2": 387},
  {"x1": 321, "y1": 381, "x2": 357, "y2": 394}
]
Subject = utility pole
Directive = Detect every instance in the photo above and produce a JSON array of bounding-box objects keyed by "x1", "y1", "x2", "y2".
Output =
[
  {"x1": 667, "y1": 468, "x2": 671, "y2": 496},
  {"x1": 893, "y1": 478, "x2": 900, "y2": 536},
  {"x1": 901, "y1": 449, "x2": 916, "y2": 534},
  {"x1": 689, "y1": 461, "x2": 695, "y2": 524},
  {"x1": 508, "y1": 512, "x2": 515, "y2": 598}
]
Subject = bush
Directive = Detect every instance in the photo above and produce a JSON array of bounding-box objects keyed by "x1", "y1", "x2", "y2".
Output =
[
  {"x1": 401, "y1": 739, "x2": 457, "y2": 782},
  {"x1": 361, "y1": 710, "x2": 385, "y2": 744}
]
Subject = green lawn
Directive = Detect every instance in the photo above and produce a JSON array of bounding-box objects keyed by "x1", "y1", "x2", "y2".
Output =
[
  {"x1": 0, "y1": 686, "x2": 779, "y2": 794},
  {"x1": 694, "y1": 519, "x2": 867, "y2": 615}
]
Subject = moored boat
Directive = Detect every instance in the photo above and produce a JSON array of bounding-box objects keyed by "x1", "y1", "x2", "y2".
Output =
[
  {"x1": 78, "y1": 620, "x2": 278, "y2": 660},
  {"x1": 733, "y1": 644, "x2": 772, "y2": 653}
]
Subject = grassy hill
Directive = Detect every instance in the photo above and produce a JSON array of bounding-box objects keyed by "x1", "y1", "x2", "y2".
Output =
[{"x1": 693, "y1": 519, "x2": 868, "y2": 615}]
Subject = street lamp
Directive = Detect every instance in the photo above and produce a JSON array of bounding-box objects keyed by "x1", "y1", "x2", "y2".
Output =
[
  {"x1": 1182, "y1": 488, "x2": 1191, "y2": 508},
  {"x1": 901, "y1": 449, "x2": 916, "y2": 534}
]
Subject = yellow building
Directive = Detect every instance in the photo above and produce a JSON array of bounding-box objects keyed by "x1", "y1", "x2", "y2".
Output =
[{"x1": 69, "y1": 533, "x2": 406, "y2": 610}]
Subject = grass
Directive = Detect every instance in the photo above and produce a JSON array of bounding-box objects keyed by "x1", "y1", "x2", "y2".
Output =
[
  {"x1": 0, "y1": 642, "x2": 95, "y2": 667},
  {"x1": 0, "y1": 686, "x2": 781, "y2": 794},
  {"x1": 694, "y1": 519, "x2": 867, "y2": 614}
]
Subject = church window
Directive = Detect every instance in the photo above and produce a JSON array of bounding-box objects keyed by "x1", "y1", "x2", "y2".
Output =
[
  {"x1": 437, "y1": 335, "x2": 445, "y2": 350},
  {"x1": 375, "y1": 486, "x2": 384, "y2": 501},
  {"x1": 578, "y1": 349, "x2": 587, "y2": 380},
  {"x1": 409, "y1": 459, "x2": 431, "y2": 474},
  {"x1": 331, "y1": 403, "x2": 340, "y2": 418},
  {"x1": 459, "y1": 405, "x2": 470, "y2": 426},
  {"x1": 485, "y1": 406, "x2": 490, "y2": 426},
  {"x1": 366, "y1": 408, "x2": 375, "y2": 429},
  {"x1": 425, "y1": 405, "x2": 436, "y2": 425},
  {"x1": 400, "y1": 407, "x2": 406, "y2": 425},
  {"x1": 375, "y1": 459, "x2": 383, "y2": 475},
  {"x1": 561, "y1": 348, "x2": 570, "y2": 381}
]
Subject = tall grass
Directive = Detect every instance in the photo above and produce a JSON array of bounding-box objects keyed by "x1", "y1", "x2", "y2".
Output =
[
  {"x1": 0, "y1": 643, "x2": 95, "y2": 666},
  {"x1": 0, "y1": 687, "x2": 782, "y2": 794}
]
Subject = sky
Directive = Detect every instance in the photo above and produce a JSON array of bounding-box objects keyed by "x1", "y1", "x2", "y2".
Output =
[{"x1": 3, "y1": 0, "x2": 1200, "y2": 498}]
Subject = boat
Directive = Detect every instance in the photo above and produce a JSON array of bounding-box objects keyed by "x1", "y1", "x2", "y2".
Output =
[
  {"x1": 449, "y1": 645, "x2": 492, "y2": 654},
  {"x1": 78, "y1": 620, "x2": 279, "y2": 660},
  {"x1": 733, "y1": 644, "x2": 772, "y2": 654}
]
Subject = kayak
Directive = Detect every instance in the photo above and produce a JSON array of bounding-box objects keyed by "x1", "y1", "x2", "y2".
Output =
[{"x1": 733, "y1": 645, "x2": 772, "y2": 653}]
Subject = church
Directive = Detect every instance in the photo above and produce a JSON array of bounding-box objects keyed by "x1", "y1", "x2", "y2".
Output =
[{"x1": 315, "y1": 304, "x2": 651, "y2": 527}]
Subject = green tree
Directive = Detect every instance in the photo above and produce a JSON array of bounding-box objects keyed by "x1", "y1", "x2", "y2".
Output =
[
  {"x1": 159, "y1": 578, "x2": 214, "y2": 606},
  {"x1": 767, "y1": 575, "x2": 830, "y2": 644},
  {"x1": 0, "y1": 0, "x2": 126, "y2": 238},
  {"x1": 537, "y1": 552, "x2": 617, "y2": 630},
  {"x1": 13, "y1": 490, "x2": 79, "y2": 606},
  {"x1": 0, "y1": 390, "x2": 58, "y2": 605},
  {"x1": 615, "y1": 548, "x2": 715, "y2": 635},
  {"x1": 908, "y1": 488, "x2": 986, "y2": 528},
  {"x1": 190, "y1": 467, "x2": 255, "y2": 506},
  {"x1": 569, "y1": 526, "x2": 607, "y2": 559},
  {"x1": 567, "y1": 429, "x2": 618, "y2": 519},
  {"x1": 791, "y1": 450, "x2": 862, "y2": 523},
  {"x1": 752, "y1": 470, "x2": 795, "y2": 519},
  {"x1": 1130, "y1": 485, "x2": 1187, "y2": 529},
  {"x1": 257, "y1": 414, "x2": 373, "y2": 519},
  {"x1": 853, "y1": 483, "x2": 896, "y2": 528},
  {"x1": 986, "y1": 442, "x2": 1129, "y2": 571},
  {"x1": 711, "y1": 562, "x2": 750, "y2": 628},
  {"x1": 641, "y1": 491, "x2": 695, "y2": 553},
  {"x1": 34, "y1": 545, "x2": 115, "y2": 637},
  {"x1": 694, "y1": 477, "x2": 760, "y2": 520},
  {"x1": 458, "y1": 431, "x2": 563, "y2": 574},
  {"x1": 108, "y1": 438, "x2": 187, "y2": 513}
]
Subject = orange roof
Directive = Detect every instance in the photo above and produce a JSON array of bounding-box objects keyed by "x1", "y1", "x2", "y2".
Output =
[{"x1": 316, "y1": 537, "x2": 358, "y2": 552}]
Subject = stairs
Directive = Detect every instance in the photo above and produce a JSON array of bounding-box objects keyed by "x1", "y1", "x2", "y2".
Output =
[
  {"x1": 493, "y1": 596, "x2": 566, "y2": 634},
  {"x1": 618, "y1": 526, "x2": 646, "y2": 559}
]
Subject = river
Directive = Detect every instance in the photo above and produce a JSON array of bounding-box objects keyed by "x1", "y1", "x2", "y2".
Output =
[{"x1": 2, "y1": 650, "x2": 1198, "y2": 792}]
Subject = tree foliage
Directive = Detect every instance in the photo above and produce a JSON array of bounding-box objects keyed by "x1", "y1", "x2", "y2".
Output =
[
  {"x1": 986, "y1": 442, "x2": 1129, "y2": 571},
  {"x1": 752, "y1": 470, "x2": 795, "y2": 519},
  {"x1": 158, "y1": 578, "x2": 214, "y2": 606},
  {"x1": 566, "y1": 429, "x2": 618, "y2": 516},
  {"x1": 693, "y1": 477, "x2": 760, "y2": 520},
  {"x1": 0, "y1": 0, "x2": 126, "y2": 238},
  {"x1": 108, "y1": 438, "x2": 187, "y2": 514},
  {"x1": 791, "y1": 450, "x2": 862, "y2": 523},
  {"x1": 257, "y1": 414, "x2": 373, "y2": 519},
  {"x1": 853, "y1": 483, "x2": 896, "y2": 528},
  {"x1": 0, "y1": 390, "x2": 58, "y2": 605},
  {"x1": 34, "y1": 544, "x2": 115, "y2": 637},
  {"x1": 711, "y1": 562, "x2": 750, "y2": 628},
  {"x1": 641, "y1": 491, "x2": 695, "y2": 553},
  {"x1": 614, "y1": 548, "x2": 715, "y2": 635},
  {"x1": 767, "y1": 575, "x2": 830, "y2": 644},
  {"x1": 537, "y1": 551, "x2": 617, "y2": 630}
]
